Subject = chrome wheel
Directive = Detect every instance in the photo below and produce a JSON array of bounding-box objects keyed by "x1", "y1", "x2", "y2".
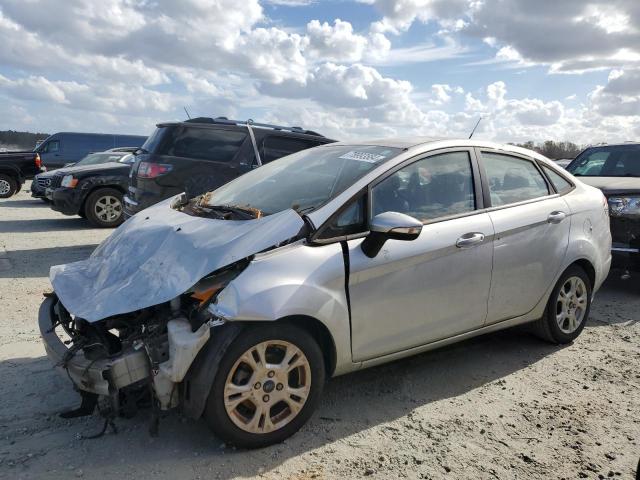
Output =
[
  {"x1": 0, "y1": 179, "x2": 10, "y2": 196},
  {"x1": 223, "y1": 340, "x2": 311, "y2": 434},
  {"x1": 555, "y1": 276, "x2": 588, "y2": 334},
  {"x1": 94, "y1": 195, "x2": 122, "y2": 222}
]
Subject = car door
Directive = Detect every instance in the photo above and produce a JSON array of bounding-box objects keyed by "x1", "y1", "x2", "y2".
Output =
[
  {"x1": 478, "y1": 150, "x2": 571, "y2": 324},
  {"x1": 345, "y1": 149, "x2": 495, "y2": 362},
  {"x1": 38, "y1": 136, "x2": 63, "y2": 168}
]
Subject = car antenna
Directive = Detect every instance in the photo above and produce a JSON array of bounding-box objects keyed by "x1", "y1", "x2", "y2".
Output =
[
  {"x1": 468, "y1": 117, "x2": 482, "y2": 139},
  {"x1": 183, "y1": 106, "x2": 192, "y2": 119}
]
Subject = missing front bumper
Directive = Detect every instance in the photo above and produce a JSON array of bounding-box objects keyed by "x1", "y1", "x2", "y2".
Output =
[{"x1": 38, "y1": 296, "x2": 150, "y2": 396}]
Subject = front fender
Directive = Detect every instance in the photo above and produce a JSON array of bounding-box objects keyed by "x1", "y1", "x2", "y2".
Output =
[{"x1": 212, "y1": 242, "x2": 353, "y2": 375}]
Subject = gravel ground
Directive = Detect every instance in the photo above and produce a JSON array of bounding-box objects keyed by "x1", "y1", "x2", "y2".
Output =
[{"x1": 1, "y1": 184, "x2": 639, "y2": 480}]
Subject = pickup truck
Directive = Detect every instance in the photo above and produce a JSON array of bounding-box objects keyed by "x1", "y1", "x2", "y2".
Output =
[{"x1": 0, "y1": 151, "x2": 42, "y2": 198}]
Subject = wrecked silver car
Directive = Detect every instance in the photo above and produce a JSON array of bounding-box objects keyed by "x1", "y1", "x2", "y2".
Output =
[{"x1": 39, "y1": 139, "x2": 611, "y2": 448}]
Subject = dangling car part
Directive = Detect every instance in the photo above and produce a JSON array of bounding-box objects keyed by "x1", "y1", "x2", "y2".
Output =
[{"x1": 39, "y1": 139, "x2": 611, "y2": 448}]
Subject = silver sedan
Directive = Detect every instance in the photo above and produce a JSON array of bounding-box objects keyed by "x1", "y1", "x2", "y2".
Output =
[{"x1": 40, "y1": 138, "x2": 611, "y2": 448}]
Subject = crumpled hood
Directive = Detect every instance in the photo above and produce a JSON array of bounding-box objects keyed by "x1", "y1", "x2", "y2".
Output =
[{"x1": 50, "y1": 198, "x2": 305, "y2": 322}]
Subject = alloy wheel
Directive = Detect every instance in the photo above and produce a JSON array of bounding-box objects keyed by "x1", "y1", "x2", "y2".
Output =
[
  {"x1": 223, "y1": 340, "x2": 311, "y2": 434},
  {"x1": 0, "y1": 179, "x2": 10, "y2": 196},
  {"x1": 555, "y1": 276, "x2": 588, "y2": 334},
  {"x1": 94, "y1": 195, "x2": 122, "y2": 222}
]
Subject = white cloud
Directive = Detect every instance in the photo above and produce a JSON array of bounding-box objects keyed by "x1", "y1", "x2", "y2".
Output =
[
  {"x1": 361, "y1": 0, "x2": 468, "y2": 34},
  {"x1": 589, "y1": 68, "x2": 640, "y2": 116},
  {"x1": 306, "y1": 19, "x2": 368, "y2": 63},
  {"x1": 362, "y1": 0, "x2": 640, "y2": 73},
  {"x1": 0, "y1": 0, "x2": 638, "y2": 145}
]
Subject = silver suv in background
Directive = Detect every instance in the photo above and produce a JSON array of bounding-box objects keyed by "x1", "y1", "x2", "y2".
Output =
[{"x1": 40, "y1": 139, "x2": 611, "y2": 448}]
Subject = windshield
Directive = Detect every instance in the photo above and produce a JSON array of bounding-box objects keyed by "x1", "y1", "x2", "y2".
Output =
[
  {"x1": 567, "y1": 145, "x2": 640, "y2": 177},
  {"x1": 75, "y1": 152, "x2": 131, "y2": 166},
  {"x1": 200, "y1": 145, "x2": 401, "y2": 216}
]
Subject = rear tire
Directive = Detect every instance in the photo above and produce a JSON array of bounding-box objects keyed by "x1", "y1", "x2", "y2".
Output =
[
  {"x1": 0, "y1": 174, "x2": 18, "y2": 198},
  {"x1": 84, "y1": 188, "x2": 124, "y2": 228},
  {"x1": 533, "y1": 265, "x2": 592, "y2": 344},
  {"x1": 204, "y1": 324, "x2": 325, "y2": 449}
]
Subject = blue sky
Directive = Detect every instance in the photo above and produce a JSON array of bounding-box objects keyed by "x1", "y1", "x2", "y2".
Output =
[{"x1": 0, "y1": 0, "x2": 638, "y2": 144}]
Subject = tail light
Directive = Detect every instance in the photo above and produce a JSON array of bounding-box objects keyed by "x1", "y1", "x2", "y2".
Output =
[
  {"x1": 34, "y1": 153, "x2": 41, "y2": 169},
  {"x1": 137, "y1": 161, "x2": 173, "y2": 178}
]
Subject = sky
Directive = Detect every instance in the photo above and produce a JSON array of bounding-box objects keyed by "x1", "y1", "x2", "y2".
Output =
[{"x1": 0, "y1": 0, "x2": 638, "y2": 144}]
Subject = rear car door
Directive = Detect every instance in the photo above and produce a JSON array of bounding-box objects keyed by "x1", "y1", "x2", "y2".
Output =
[
  {"x1": 345, "y1": 149, "x2": 495, "y2": 362},
  {"x1": 478, "y1": 150, "x2": 571, "y2": 324}
]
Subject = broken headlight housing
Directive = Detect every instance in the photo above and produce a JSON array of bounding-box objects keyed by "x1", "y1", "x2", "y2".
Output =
[
  {"x1": 186, "y1": 259, "x2": 250, "y2": 312},
  {"x1": 608, "y1": 196, "x2": 640, "y2": 217}
]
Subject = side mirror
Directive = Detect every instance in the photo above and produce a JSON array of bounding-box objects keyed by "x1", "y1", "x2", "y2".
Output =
[{"x1": 361, "y1": 211, "x2": 422, "y2": 258}]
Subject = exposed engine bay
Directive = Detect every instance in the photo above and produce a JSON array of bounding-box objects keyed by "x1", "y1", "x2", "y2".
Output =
[{"x1": 40, "y1": 260, "x2": 249, "y2": 435}]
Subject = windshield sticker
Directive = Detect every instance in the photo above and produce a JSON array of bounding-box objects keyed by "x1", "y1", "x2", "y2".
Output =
[{"x1": 339, "y1": 151, "x2": 387, "y2": 163}]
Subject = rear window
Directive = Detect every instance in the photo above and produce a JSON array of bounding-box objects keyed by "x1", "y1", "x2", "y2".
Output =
[
  {"x1": 541, "y1": 165, "x2": 573, "y2": 194},
  {"x1": 261, "y1": 136, "x2": 318, "y2": 163},
  {"x1": 153, "y1": 126, "x2": 247, "y2": 162}
]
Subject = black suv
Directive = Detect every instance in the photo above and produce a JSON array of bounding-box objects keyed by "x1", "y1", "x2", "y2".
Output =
[
  {"x1": 45, "y1": 151, "x2": 135, "y2": 227},
  {"x1": 566, "y1": 142, "x2": 640, "y2": 273},
  {"x1": 123, "y1": 117, "x2": 335, "y2": 218}
]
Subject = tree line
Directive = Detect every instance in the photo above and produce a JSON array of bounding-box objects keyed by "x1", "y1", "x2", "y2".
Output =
[
  {"x1": 0, "y1": 129, "x2": 584, "y2": 159},
  {"x1": 511, "y1": 140, "x2": 583, "y2": 160},
  {"x1": 0, "y1": 130, "x2": 50, "y2": 151}
]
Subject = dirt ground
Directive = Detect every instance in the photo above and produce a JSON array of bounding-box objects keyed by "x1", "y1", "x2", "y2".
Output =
[{"x1": 0, "y1": 184, "x2": 638, "y2": 480}]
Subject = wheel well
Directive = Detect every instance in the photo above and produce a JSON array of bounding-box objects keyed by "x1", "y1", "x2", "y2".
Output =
[
  {"x1": 0, "y1": 169, "x2": 19, "y2": 182},
  {"x1": 79, "y1": 184, "x2": 126, "y2": 213},
  {"x1": 278, "y1": 315, "x2": 337, "y2": 376},
  {"x1": 571, "y1": 259, "x2": 596, "y2": 288}
]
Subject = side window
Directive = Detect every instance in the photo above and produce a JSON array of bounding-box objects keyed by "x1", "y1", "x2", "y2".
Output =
[
  {"x1": 262, "y1": 137, "x2": 317, "y2": 164},
  {"x1": 542, "y1": 165, "x2": 572, "y2": 194},
  {"x1": 318, "y1": 195, "x2": 366, "y2": 239},
  {"x1": 42, "y1": 140, "x2": 59, "y2": 153},
  {"x1": 482, "y1": 152, "x2": 549, "y2": 206},
  {"x1": 162, "y1": 127, "x2": 246, "y2": 162},
  {"x1": 371, "y1": 151, "x2": 475, "y2": 222}
]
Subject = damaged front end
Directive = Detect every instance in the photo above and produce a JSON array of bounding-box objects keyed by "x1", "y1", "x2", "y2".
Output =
[
  {"x1": 39, "y1": 193, "x2": 308, "y2": 429},
  {"x1": 40, "y1": 259, "x2": 249, "y2": 426}
]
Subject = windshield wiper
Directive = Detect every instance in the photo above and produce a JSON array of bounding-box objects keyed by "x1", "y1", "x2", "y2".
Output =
[
  {"x1": 206, "y1": 204, "x2": 261, "y2": 220},
  {"x1": 294, "y1": 205, "x2": 316, "y2": 215}
]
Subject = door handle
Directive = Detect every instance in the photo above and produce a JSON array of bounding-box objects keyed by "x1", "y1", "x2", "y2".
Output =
[
  {"x1": 547, "y1": 211, "x2": 566, "y2": 224},
  {"x1": 456, "y1": 232, "x2": 485, "y2": 248}
]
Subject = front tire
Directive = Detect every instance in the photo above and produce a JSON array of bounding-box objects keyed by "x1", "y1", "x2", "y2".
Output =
[
  {"x1": 533, "y1": 265, "x2": 592, "y2": 344},
  {"x1": 204, "y1": 324, "x2": 325, "y2": 449},
  {"x1": 84, "y1": 188, "x2": 124, "y2": 228},
  {"x1": 0, "y1": 174, "x2": 18, "y2": 198}
]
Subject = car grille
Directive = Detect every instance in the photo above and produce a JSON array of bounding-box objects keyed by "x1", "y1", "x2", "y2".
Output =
[
  {"x1": 37, "y1": 177, "x2": 51, "y2": 188},
  {"x1": 49, "y1": 174, "x2": 63, "y2": 189}
]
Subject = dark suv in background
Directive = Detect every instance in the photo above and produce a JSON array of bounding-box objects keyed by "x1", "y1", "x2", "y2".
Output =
[
  {"x1": 45, "y1": 150, "x2": 136, "y2": 227},
  {"x1": 123, "y1": 117, "x2": 335, "y2": 218},
  {"x1": 566, "y1": 142, "x2": 640, "y2": 273}
]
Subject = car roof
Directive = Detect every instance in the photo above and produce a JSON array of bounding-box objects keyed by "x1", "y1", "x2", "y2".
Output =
[
  {"x1": 156, "y1": 117, "x2": 331, "y2": 139},
  {"x1": 320, "y1": 137, "x2": 553, "y2": 163},
  {"x1": 584, "y1": 141, "x2": 639, "y2": 147}
]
